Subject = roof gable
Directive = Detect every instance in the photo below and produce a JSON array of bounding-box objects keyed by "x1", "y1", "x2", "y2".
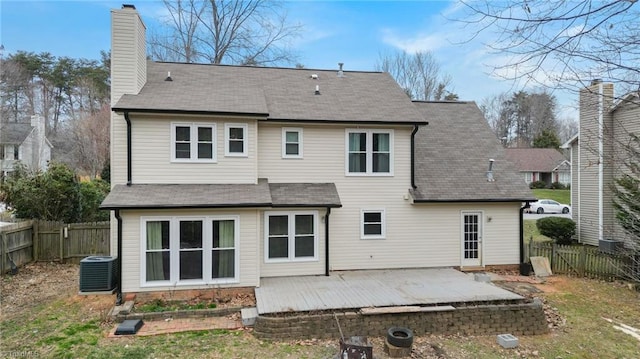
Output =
[
  {"x1": 113, "y1": 62, "x2": 426, "y2": 124},
  {"x1": 505, "y1": 148, "x2": 568, "y2": 172},
  {"x1": 0, "y1": 123, "x2": 34, "y2": 144}
]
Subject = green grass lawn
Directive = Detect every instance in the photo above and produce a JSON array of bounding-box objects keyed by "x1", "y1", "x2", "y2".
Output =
[
  {"x1": 532, "y1": 189, "x2": 570, "y2": 204},
  {"x1": 3, "y1": 263, "x2": 640, "y2": 358}
]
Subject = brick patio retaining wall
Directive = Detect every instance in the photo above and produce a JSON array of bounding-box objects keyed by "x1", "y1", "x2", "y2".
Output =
[{"x1": 253, "y1": 299, "x2": 548, "y2": 340}]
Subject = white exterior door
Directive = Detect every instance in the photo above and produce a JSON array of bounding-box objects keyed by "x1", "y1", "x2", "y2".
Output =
[{"x1": 461, "y1": 212, "x2": 482, "y2": 267}]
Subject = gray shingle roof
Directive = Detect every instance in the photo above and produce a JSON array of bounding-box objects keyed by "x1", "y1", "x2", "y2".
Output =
[
  {"x1": 113, "y1": 62, "x2": 426, "y2": 124},
  {"x1": 100, "y1": 179, "x2": 341, "y2": 209},
  {"x1": 505, "y1": 148, "x2": 568, "y2": 172},
  {"x1": 0, "y1": 123, "x2": 33, "y2": 144},
  {"x1": 270, "y1": 183, "x2": 341, "y2": 208},
  {"x1": 411, "y1": 101, "x2": 534, "y2": 202}
]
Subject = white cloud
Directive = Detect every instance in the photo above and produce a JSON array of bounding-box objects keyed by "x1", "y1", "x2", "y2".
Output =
[{"x1": 381, "y1": 29, "x2": 448, "y2": 53}]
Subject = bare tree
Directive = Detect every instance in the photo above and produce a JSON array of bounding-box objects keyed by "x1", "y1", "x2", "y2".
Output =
[
  {"x1": 375, "y1": 50, "x2": 455, "y2": 101},
  {"x1": 460, "y1": 1, "x2": 640, "y2": 94},
  {"x1": 149, "y1": 0, "x2": 302, "y2": 65},
  {"x1": 69, "y1": 104, "x2": 110, "y2": 177},
  {"x1": 481, "y1": 90, "x2": 559, "y2": 147}
]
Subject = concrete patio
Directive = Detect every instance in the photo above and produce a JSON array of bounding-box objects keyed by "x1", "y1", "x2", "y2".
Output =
[{"x1": 255, "y1": 268, "x2": 524, "y2": 314}]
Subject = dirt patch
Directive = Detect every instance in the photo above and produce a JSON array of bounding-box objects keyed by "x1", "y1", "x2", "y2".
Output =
[
  {"x1": 1, "y1": 262, "x2": 79, "y2": 319},
  {"x1": 532, "y1": 275, "x2": 571, "y2": 293}
]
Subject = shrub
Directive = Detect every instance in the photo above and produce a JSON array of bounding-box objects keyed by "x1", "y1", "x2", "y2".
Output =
[
  {"x1": 536, "y1": 217, "x2": 576, "y2": 245},
  {"x1": 79, "y1": 179, "x2": 110, "y2": 222},
  {"x1": 550, "y1": 182, "x2": 566, "y2": 189},
  {"x1": 0, "y1": 162, "x2": 110, "y2": 222},
  {"x1": 530, "y1": 180, "x2": 547, "y2": 189}
]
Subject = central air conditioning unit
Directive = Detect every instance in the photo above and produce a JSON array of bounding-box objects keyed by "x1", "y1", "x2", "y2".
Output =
[
  {"x1": 79, "y1": 256, "x2": 117, "y2": 292},
  {"x1": 599, "y1": 239, "x2": 622, "y2": 255}
]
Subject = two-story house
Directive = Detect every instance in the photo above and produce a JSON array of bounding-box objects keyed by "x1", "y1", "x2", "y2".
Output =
[
  {"x1": 562, "y1": 80, "x2": 640, "y2": 248},
  {"x1": 0, "y1": 115, "x2": 52, "y2": 180},
  {"x1": 101, "y1": 5, "x2": 533, "y2": 299}
]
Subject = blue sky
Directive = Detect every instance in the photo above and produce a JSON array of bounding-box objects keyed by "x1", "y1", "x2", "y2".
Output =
[{"x1": 0, "y1": 0, "x2": 578, "y2": 119}]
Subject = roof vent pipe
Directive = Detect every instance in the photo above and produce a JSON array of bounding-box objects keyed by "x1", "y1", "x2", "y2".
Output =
[
  {"x1": 486, "y1": 158, "x2": 495, "y2": 182},
  {"x1": 315, "y1": 85, "x2": 320, "y2": 95},
  {"x1": 165, "y1": 71, "x2": 173, "y2": 81},
  {"x1": 338, "y1": 62, "x2": 344, "y2": 77}
]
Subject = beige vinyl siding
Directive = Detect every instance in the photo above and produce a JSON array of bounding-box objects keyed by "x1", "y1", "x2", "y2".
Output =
[
  {"x1": 110, "y1": 8, "x2": 146, "y2": 106},
  {"x1": 577, "y1": 84, "x2": 615, "y2": 246},
  {"x1": 259, "y1": 208, "x2": 328, "y2": 277},
  {"x1": 130, "y1": 115, "x2": 257, "y2": 184},
  {"x1": 611, "y1": 101, "x2": 640, "y2": 242},
  {"x1": 479, "y1": 203, "x2": 522, "y2": 265},
  {"x1": 570, "y1": 141, "x2": 579, "y2": 226},
  {"x1": 119, "y1": 208, "x2": 260, "y2": 293},
  {"x1": 110, "y1": 8, "x2": 148, "y2": 247},
  {"x1": 258, "y1": 124, "x2": 521, "y2": 270}
]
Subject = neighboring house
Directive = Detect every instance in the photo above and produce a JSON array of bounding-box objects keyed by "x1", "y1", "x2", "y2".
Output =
[
  {"x1": 101, "y1": 5, "x2": 533, "y2": 297},
  {"x1": 0, "y1": 115, "x2": 52, "y2": 179},
  {"x1": 562, "y1": 80, "x2": 640, "y2": 247},
  {"x1": 504, "y1": 148, "x2": 571, "y2": 187}
]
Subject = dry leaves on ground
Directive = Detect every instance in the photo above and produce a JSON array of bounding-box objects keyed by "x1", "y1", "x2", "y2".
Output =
[{"x1": 1, "y1": 262, "x2": 78, "y2": 319}]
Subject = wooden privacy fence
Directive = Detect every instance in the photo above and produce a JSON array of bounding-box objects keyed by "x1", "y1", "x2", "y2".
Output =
[
  {"x1": 0, "y1": 221, "x2": 34, "y2": 274},
  {"x1": 525, "y1": 241, "x2": 631, "y2": 281},
  {"x1": 1, "y1": 220, "x2": 110, "y2": 273}
]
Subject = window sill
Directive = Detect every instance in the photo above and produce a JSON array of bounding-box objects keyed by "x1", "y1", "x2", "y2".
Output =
[
  {"x1": 141, "y1": 279, "x2": 239, "y2": 287},
  {"x1": 345, "y1": 173, "x2": 394, "y2": 177},
  {"x1": 170, "y1": 159, "x2": 218, "y2": 163},
  {"x1": 361, "y1": 236, "x2": 386, "y2": 240},
  {"x1": 265, "y1": 257, "x2": 319, "y2": 264}
]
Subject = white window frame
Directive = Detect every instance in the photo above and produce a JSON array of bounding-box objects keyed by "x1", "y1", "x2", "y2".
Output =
[
  {"x1": 170, "y1": 122, "x2": 217, "y2": 162},
  {"x1": 140, "y1": 215, "x2": 240, "y2": 287},
  {"x1": 345, "y1": 129, "x2": 394, "y2": 176},
  {"x1": 264, "y1": 211, "x2": 319, "y2": 263},
  {"x1": 361, "y1": 209, "x2": 386, "y2": 239},
  {"x1": 225, "y1": 123, "x2": 248, "y2": 157},
  {"x1": 282, "y1": 127, "x2": 303, "y2": 159}
]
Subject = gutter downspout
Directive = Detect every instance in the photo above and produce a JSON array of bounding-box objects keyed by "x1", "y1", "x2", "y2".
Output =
[
  {"x1": 411, "y1": 125, "x2": 419, "y2": 189},
  {"x1": 325, "y1": 207, "x2": 331, "y2": 276},
  {"x1": 115, "y1": 209, "x2": 123, "y2": 305},
  {"x1": 519, "y1": 202, "x2": 530, "y2": 274},
  {"x1": 124, "y1": 112, "x2": 132, "y2": 186}
]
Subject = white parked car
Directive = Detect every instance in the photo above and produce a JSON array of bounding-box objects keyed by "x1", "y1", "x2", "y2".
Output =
[{"x1": 530, "y1": 199, "x2": 571, "y2": 214}]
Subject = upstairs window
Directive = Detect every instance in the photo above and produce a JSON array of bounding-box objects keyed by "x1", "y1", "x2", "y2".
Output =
[
  {"x1": 346, "y1": 130, "x2": 393, "y2": 175},
  {"x1": 171, "y1": 123, "x2": 216, "y2": 162},
  {"x1": 282, "y1": 128, "x2": 303, "y2": 158},
  {"x1": 225, "y1": 123, "x2": 248, "y2": 157}
]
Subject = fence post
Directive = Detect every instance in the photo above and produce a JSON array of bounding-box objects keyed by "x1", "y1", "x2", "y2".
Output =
[
  {"x1": 1, "y1": 231, "x2": 6, "y2": 274},
  {"x1": 33, "y1": 220, "x2": 39, "y2": 262},
  {"x1": 59, "y1": 227, "x2": 64, "y2": 263},
  {"x1": 579, "y1": 246, "x2": 586, "y2": 277},
  {"x1": 551, "y1": 243, "x2": 557, "y2": 272}
]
